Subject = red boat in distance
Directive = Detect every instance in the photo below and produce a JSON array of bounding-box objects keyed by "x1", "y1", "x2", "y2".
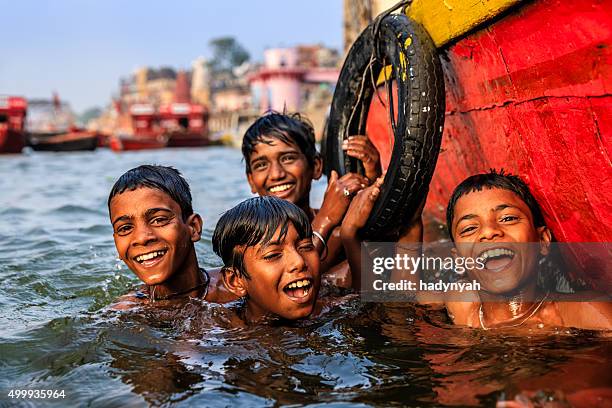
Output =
[
  {"x1": 0, "y1": 96, "x2": 27, "y2": 154},
  {"x1": 159, "y1": 102, "x2": 209, "y2": 147},
  {"x1": 110, "y1": 103, "x2": 168, "y2": 152}
]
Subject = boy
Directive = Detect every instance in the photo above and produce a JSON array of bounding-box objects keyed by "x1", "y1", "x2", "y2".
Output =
[
  {"x1": 212, "y1": 196, "x2": 335, "y2": 323},
  {"x1": 341, "y1": 170, "x2": 611, "y2": 330},
  {"x1": 108, "y1": 165, "x2": 235, "y2": 308},
  {"x1": 241, "y1": 112, "x2": 379, "y2": 271}
]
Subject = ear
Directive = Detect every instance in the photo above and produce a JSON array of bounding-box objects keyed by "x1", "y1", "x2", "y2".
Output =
[
  {"x1": 186, "y1": 213, "x2": 203, "y2": 242},
  {"x1": 222, "y1": 267, "x2": 248, "y2": 298},
  {"x1": 246, "y1": 172, "x2": 258, "y2": 194},
  {"x1": 537, "y1": 226, "x2": 552, "y2": 256},
  {"x1": 312, "y1": 155, "x2": 323, "y2": 180}
]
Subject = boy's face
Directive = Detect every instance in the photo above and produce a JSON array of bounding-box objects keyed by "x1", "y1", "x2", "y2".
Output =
[
  {"x1": 232, "y1": 223, "x2": 321, "y2": 321},
  {"x1": 246, "y1": 136, "x2": 322, "y2": 207},
  {"x1": 451, "y1": 188, "x2": 550, "y2": 294},
  {"x1": 109, "y1": 187, "x2": 201, "y2": 286}
]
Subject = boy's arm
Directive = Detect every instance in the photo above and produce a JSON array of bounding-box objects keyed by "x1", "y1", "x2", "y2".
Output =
[
  {"x1": 312, "y1": 170, "x2": 369, "y2": 257},
  {"x1": 340, "y1": 177, "x2": 384, "y2": 291}
]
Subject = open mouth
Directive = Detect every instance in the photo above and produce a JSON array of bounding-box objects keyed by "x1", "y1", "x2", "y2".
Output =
[
  {"x1": 134, "y1": 249, "x2": 168, "y2": 266},
  {"x1": 478, "y1": 247, "x2": 515, "y2": 271},
  {"x1": 283, "y1": 278, "x2": 313, "y2": 301},
  {"x1": 268, "y1": 183, "x2": 295, "y2": 195}
]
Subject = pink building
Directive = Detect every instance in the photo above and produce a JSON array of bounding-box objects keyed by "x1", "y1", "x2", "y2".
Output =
[{"x1": 248, "y1": 47, "x2": 339, "y2": 113}]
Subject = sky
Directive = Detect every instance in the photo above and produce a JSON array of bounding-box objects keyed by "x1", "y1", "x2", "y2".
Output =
[{"x1": 0, "y1": 0, "x2": 343, "y2": 113}]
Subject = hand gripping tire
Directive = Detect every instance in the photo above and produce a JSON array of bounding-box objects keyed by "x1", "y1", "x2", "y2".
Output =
[{"x1": 325, "y1": 13, "x2": 445, "y2": 239}]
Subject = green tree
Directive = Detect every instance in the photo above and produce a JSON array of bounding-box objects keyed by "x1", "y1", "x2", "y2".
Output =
[{"x1": 208, "y1": 36, "x2": 250, "y2": 72}]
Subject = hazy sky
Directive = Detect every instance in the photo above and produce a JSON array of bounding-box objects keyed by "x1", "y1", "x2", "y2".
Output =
[{"x1": 0, "y1": 0, "x2": 343, "y2": 113}]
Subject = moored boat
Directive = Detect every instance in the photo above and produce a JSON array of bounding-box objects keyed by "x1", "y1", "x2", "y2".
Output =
[
  {"x1": 159, "y1": 102, "x2": 209, "y2": 147},
  {"x1": 0, "y1": 96, "x2": 27, "y2": 154},
  {"x1": 110, "y1": 104, "x2": 168, "y2": 152},
  {"x1": 27, "y1": 129, "x2": 98, "y2": 152},
  {"x1": 334, "y1": 0, "x2": 612, "y2": 288}
]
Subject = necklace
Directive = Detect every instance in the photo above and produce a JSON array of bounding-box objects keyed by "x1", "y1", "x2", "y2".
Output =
[
  {"x1": 479, "y1": 292, "x2": 549, "y2": 330},
  {"x1": 148, "y1": 268, "x2": 210, "y2": 302}
]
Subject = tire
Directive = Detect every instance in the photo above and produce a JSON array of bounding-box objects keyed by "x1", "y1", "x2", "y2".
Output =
[{"x1": 325, "y1": 13, "x2": 445, "y2": 239}]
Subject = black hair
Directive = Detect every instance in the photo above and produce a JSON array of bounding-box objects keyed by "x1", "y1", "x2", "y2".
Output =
[
  {"x1": 241, "y1": 111, "x2": 319, "y2": 173},
  {"x1": 212, "y1": 196, "x2": 312, "y2": 278},
  {"x1": 108, "y1": 165, "x2": 193, "y2": 220},
  {"x1": 446, "y1": 169, "x2": 546, "y2": 239}
]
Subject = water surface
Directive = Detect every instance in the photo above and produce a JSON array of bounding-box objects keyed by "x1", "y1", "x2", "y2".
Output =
[{"x1": 0, "y1": 148, "x2": 609, "y2": 407}]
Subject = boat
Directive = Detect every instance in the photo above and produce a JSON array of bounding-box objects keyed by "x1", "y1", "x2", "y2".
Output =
[
  {"x1": 27, "y1": 128, "x2": 98, "y2": 152},
  {"x1": 25, "y1": 96, "x2": 99, "y2": 152},
  {"x1": 159, "y1": 102, "x2": 209, "y2": 147},
  {"x1": 331, "y1": 0, "x2": 611, "y2": 288},
  {"x1": 110, "y1": 104, "x2": 168, "y2": 152},
  {"x1": 0, "y1": 96, "x2": 27, "y2": 154}
]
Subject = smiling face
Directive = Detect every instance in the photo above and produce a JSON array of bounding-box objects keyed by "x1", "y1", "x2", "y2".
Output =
[
  {"x1": 246, "y1": 136, "x2": 322, "y2": 209},
  {"x1": 110, "y1": 187, "x2": 201, "y2": 286},
  {"x1": 226, "y1": 223, "x2": 321, "y2": 322},
  {"x1": 451, "y1": 188, "x2": 551, "y2": 294}
]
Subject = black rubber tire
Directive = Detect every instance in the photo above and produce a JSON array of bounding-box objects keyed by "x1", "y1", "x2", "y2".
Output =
[{"x1": 325, "y1": 13, "x2": 445, "y2": 239}]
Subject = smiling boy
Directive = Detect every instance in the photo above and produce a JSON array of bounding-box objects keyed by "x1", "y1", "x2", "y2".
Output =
[
  {"x1": 212, "y1": 196, "x2": 323, "y2": 323},
  {"x1": 342, "y1": 170, "x2": 611, "y2": 330},
  {"x1": 242, "y1": 112, "x2": 378, "y2": 272},
  {"x1": 109, "y1": 165, "x2": 235, "y2": 308}
]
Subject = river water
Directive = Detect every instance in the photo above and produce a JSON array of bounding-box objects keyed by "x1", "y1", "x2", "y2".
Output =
[{"x1": 0, "y1": 147, "x2": 610, "y2": 407}]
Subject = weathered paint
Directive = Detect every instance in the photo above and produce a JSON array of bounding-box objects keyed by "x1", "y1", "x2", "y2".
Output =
[
  {"x1": 406, "y1": 0, "x2": 521, "y2": 47},
  {"x1": 367, "y1": 0, "x2": 612, "y2": 288}
]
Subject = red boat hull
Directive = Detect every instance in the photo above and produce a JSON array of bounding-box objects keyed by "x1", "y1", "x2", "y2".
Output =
[
  {"x1": 367, "y1": 0, "x2": 612, "y2": 287},
  {"x1": 28, "y1": 130, "x2": 98, "y2": 151},
  {"x1": 166, "y1": 131, "x2": 209, "y2": 148},
  {"x1": 0, "y1": 128, "x2": 25, "y2": 154},
  {"x1": 110, "y1": 135, "x2": 168, "y2": 152}
]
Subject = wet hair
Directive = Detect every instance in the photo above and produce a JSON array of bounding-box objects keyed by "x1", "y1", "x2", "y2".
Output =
[
  {"x1": 446, "y1": 169, "x2": 546, "y2": 239},
  {"x1": 108, "y1": 165, "x2": 193, "y2": 220},
  {"x1": 241, "y1": 111, "x2": 319, "y2": 173},
  {"x1": 212, "y1": 196, "x2": 312, "y2": 278}
]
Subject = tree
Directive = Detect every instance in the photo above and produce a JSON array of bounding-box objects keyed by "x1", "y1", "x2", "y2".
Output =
[{"x1": 208, "y1": 36, "x2": 250, "y2": 73}]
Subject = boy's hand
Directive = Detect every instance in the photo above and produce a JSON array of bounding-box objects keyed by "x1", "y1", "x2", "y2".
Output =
[
  {"x1": 342, "y1": 135, "x2": 382, "y2": 182},
  {"x1": 318, "y1": 170, "x2": 369, "y2": 226},
  {"x1": 340, "y1": 175, "x2": 384, "y2": 238}
]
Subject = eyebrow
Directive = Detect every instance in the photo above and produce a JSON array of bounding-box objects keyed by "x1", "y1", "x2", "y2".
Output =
[
  {"x1": 455, "y1": 204, "x2": 523, "y2": 227},
  {"x1": 111, "y1": 207, "x2": 172, "y2": 226},
  {"x1": 250, "y1": 148, "x2": 300, "y2": 163}
]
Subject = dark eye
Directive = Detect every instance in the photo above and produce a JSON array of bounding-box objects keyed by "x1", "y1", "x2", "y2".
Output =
[
  {"x1": 298, "y1": 239, "x2": 315, "y2": 252},
  {"x1": 459, "y1": 225, "x2": 477, "y2": 235},
  {"x1": 500, "y1": 215, "x2": 519, "y2": 222},
  {"x1": 252, "y1": 161, "x2": 268, "y2": 171},
  {"x1": 263, "y1": 252, "x2": 281, "y2": 261},
  {"x1": 281, "y1": 154, "x2": 298, "y2": 163},
  {"x1": 151, "y1": 216, "x2": 170, "y2": 225},
  {"x1": 116, "y1": 224, "x2": 133, "y2": 236}
]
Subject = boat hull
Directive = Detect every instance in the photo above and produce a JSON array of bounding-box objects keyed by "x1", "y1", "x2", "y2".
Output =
[
  {"x1": 28, "y1": 131, "x2": 98, "y2": 152},
  {"x1": 0, "y1": 128, "x2": 26, "y2": 154},
  {"x1": 366, "y1": 0, "x2": 612, "y2": 287},
  {"x1": 166, "y1": 131, "x2": 209, "y2": 148},
  {"x1": 110, "y1": 135, "x2": 168, "y2": 152}
]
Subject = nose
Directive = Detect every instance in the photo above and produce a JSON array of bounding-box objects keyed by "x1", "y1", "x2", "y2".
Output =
[
  {"x1": 269, "y1": 160, "x2": 287, "y2": 180},
  {"x1": 287, "y1": 247, "x2": 307, "y2": 274},
  {"x1": 132, "y1": 222, "x2": 158, "y2": 247},
  {"x1": 478, "y1": 219, "x2": 504, "y2": 242}
]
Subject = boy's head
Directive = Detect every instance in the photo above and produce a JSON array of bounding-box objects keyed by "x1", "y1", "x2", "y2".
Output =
[
  {"x1": 446, "y1": 170, "x2": 551, "y2": 294},
  {"x1": 242, "y1": 112, "x2": 322, "y2": 208},
  {"x1": 212, "y1": 196, "x2": 320, "y2": 321},
  {"x1": 108, "y1": 165, "x2": 202, "y2": 286}
]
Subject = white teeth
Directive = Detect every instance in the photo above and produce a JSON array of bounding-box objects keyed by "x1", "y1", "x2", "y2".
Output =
[
  {"x1": 270, "y1": 184, "x2": 292, "y2": 193},
  {"x1": 480, "y1": 248, "x2": 515, "y2": 259},
  {"x1": 135, "y1": 250, "x2": 165, "y2": 263}
]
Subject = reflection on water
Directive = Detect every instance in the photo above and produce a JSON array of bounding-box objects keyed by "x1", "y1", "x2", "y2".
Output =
[{"x1": 0, "y1": 148, "x2": 610, "y2": 407}]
